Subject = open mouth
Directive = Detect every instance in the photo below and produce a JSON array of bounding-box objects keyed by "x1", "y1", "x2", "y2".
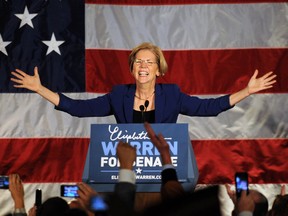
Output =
[{"x1": 138, "y1": 71, "x2": 149, "y2": 76}]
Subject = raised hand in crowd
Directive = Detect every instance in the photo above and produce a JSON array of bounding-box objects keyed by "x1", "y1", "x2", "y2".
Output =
[
  {"x1": 27, "y1": 206, "x2": 36, "y2": 216},
  {"x1": 8, "y1": 174, "x2": 27, "y2": 216},
  {"x1": 280, "y1": 184, "x2": 286, "y2": 196},
  {"x1": 144, "y1": 122, "x2": 172, "y2": 165},
  {"x1": 226, "y1": 184, "x2": 237, "y2": 206},
  {"x1": 111, "y1": 141, "x2": 137, "y2": 215},
  {"x1": 76, "y1": 182, "x2": 97, "y2": 216},
  {"x1": 72, "y1": 142, "x2": 137, "y2": 216},
  {"x1": 226, "y1": 184, "x2": 255, "y2": 215},
  {"x1": 117, "y1": 141, "x2": 137, "y2": 170},
  {"x1": 144, "y1": 122, "x2": 185, "y2": 201},
  {"x1": 226, "y1": 184, "x2": 268, "y2": 216},
  {"x1": 236, "y1": 191, "x2": 255, "y2": 215}
]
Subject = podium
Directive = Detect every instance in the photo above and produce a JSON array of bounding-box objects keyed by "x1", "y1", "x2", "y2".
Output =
[{"x1": 82, "y1": 124, "x2": 199, "y2": 192}]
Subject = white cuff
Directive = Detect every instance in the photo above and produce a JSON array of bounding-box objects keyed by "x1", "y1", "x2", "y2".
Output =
[
  {"x1": 14, "y1": 208, "x2": 26, "y2": 214},
  {"x1": 162, "y1": 164, "x2": 175, "y2": 170},
  {"x1": 238, "y1": 211, "x2": 253, "y2": 216},
  {"x1": 118, "y1": 169, "x2": 136, "y2": 184}
]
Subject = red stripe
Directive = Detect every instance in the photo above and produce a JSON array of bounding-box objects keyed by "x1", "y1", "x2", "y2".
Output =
[
  {"x1": 0, "y1": 138, "x2": 89, "y2": 183},
  {"x1": 1, "y1": 138, "x2": 287, "y2": 184},
  {"x1": 193, "y1": 139, "x2": 288, "y2": 184},
  {"x1": 86, "y1": 0, "x2": 288, "y2": 5},
  {"x1": 86, "y1": 48, "x2": 287, "y2": 94}
]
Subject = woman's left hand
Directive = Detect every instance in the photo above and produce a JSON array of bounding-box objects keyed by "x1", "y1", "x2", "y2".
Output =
[{"x1": 247, "y1": 69, "x2": 277, "y2": 95}]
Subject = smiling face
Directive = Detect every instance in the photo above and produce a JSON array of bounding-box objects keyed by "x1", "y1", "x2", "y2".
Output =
[{"x1": 132, "y1": 49, "x2": 160, "y2": 85}]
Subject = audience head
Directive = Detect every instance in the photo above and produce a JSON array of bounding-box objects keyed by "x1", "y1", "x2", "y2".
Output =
[
  {"x1": 269, "y1": 194, "x2": 288, "y2": 216},
  {"x1": 37, "y1": 197, "x2": 69, "y2": 216},
  {"x1": 250, "y1": 190, "x2": 269, "y2": 216},
  {"x1": 64, "y1": 208, "x2": 88, "y2": 216},
  {"x1": 141, "y1": 186, "x2": 222, "y2": 216}
]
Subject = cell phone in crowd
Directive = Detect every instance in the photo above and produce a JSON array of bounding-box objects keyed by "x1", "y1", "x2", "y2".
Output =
[
  {"x1": 35, "y1": 189, "x2": 42, "y2": 208},
  {"x1": 60, "y1": 185, "x2": 79, "y2": 198},
  {"x1": 235, "y1": 172, "x2": 249, "y2": 198},
  {"x1": 90, "y1": 195, "x2": 109, "y2": 214},
  {"x1": 0, "y1": 176, "x2": 9, "y2": 189}
]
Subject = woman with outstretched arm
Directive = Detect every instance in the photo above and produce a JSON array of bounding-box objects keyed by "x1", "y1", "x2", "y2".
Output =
[{"x1": 11, "y1": 42, "x2": 277, "y2": 124}]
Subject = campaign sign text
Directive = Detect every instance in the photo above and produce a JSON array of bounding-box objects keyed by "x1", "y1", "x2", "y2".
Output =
[{"x1": 83, "y1": 124, "x2": 198, "y2": 192}]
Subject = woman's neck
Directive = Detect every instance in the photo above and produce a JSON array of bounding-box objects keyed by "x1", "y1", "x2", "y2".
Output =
[{"x1": 135, "y1": 83, "x2": 155, "y2": 100}]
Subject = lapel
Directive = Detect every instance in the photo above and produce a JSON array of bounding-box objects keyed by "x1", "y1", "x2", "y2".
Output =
[
  {"x1": 124, "y1": 84, "x2": 136, "y2": 123},
  {"x1": 155, "y1": 84, "x2": 164, "y2": 123}
]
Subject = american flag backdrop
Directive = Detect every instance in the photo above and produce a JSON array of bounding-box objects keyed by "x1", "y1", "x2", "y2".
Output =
[{"x1": 0, "y1": 0, "x2": 288, "y2": 215}]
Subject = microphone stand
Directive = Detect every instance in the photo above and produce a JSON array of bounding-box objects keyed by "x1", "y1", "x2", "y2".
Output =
[{"x1": 139, "y1": 105, "x2": 145, "y2": 123}]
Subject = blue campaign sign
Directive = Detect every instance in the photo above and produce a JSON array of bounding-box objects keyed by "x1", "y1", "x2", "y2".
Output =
[{"x1": 83, "y1": 124, "x2": 198, "y2": 192}]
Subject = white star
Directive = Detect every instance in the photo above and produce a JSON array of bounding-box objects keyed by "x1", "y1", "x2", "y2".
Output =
[
  {"x1": 135, "y1": 167, "x2": 142, "y2": 174},
  {"x1": 15, "y1": 6, "x2": 38, "y2": 28},
  {"x1": 42, "y1": 33, "x2": 65, "y2": 55},
  {"x1": 0, "y1": 34, "x2": 11, "y2": 56}
]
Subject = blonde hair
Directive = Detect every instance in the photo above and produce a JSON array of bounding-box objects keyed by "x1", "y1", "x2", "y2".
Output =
[{"x1": 128, "y1": 42, "x2": 168, "y2": 76}]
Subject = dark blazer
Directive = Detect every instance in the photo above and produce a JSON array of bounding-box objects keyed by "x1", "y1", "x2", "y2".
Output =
[
  {"x1": 113, "y1": 182, "x2": 136, "y2": 208},
  {"x1": 56, "y1": 84, "x2": 232, "y2": 123}
]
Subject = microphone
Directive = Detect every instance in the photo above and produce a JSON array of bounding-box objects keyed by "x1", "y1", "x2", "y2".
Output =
[
  {"x1": 139, "y1": 100, "x2": 149, "y2": 123},
  {"x1": 144, "y1": 100, "x2": 149, "y2": 111},
  {"x1": 139, "y1": 105, "x2": 145, "y2": 112}
]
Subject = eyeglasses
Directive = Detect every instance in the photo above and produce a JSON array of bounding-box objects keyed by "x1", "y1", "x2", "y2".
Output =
[{"x1": 134, "y1": 59, "x2": 157, "y2": 66}]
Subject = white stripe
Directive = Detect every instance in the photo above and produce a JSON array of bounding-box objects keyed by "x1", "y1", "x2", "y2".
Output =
[
  {"x1": 1, "y1": 93, "x2": 287, "y2": 139},
  {"x1": 85, "y1": 3, "x2": 288, "y2": 50},
  {"x1": 0, "y1": 183, "x2": 286, "y2": 215}
]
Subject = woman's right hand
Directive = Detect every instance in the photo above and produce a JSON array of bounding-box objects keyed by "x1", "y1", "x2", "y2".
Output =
[
  {"x1": 11, "y1": 66, "x2": 60, "y2": 106},
  {"x1": 11, "y1": 66, "x2": 42, "y2": 92}
]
